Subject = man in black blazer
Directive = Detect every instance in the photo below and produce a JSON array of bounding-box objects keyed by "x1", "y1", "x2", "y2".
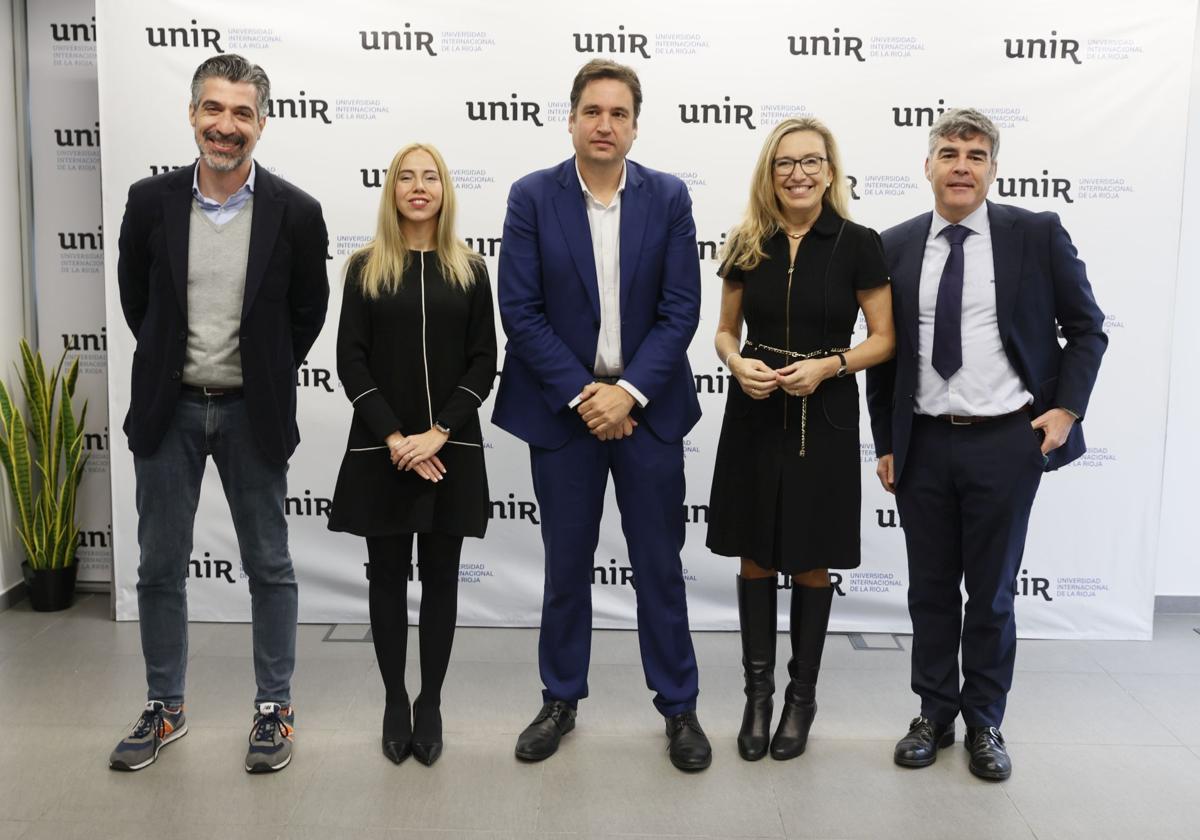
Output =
[
  {"x1": 109, "y1": 55, "x2": 328, "y2": 774},
  {"x1": 866, "y1": 109, "x2": 1106, "y2": 781}
]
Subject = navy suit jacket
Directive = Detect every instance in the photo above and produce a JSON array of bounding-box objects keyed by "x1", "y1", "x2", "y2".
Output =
[
  {"x1": 117, "y1": 163, "x2": 330, "y2": 466},
  {"x1": 866, "y1": 201, "x2": 1107, "y2": 481},
  {"x1": 492, "y1": 158, "x2": 702, "y2": 449}
]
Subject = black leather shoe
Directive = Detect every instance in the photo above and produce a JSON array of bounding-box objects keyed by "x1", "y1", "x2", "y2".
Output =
[
  {"x1": 382, "y1": 700, "x2": 412, "y2": 765},
  {"x1": 514, "y1": 701, "x2": 576, "y2": 762},
  {"x1": 411, "y1": 695, "x2": 443, "y2": 766},
  {"x1": 894, "y1": 716, "x2": 955, "y2": 767},
  {"x1": 665, "y1": 711, "x2": 712, "y2": 772},
  {"x1": 965, "y1": 726, "x2": 1012, "y2": 781}
]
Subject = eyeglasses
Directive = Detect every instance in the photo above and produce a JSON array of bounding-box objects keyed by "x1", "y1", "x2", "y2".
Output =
[{"x1": 773, "y1": 156, "x2": 828, "y2": 177}]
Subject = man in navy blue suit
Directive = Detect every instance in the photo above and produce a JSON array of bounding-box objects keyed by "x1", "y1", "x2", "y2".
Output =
[
  {"x1": 492, "y1": 59, "x2": 710, "y2": 771},
  {"x1": 866, "y1": 109, "x2": 1106, "y2": 781}
]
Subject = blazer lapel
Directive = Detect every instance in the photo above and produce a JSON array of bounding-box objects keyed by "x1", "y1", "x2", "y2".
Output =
[
  {"x1": 241, "y1": 168, "x2": 285, "y2": 322},
  {"x1": 162, "y1": 167, "x2": 195, "y2": 315},
  {"x1": 988, "y1": 201, "x2": 1022, "y2": 344},
  {"x1": 552, "y1": 161, "x2": 600, "y2": 319},
  {"x1": 618, "y1": 163, "x2": 647, "y2": 313}
]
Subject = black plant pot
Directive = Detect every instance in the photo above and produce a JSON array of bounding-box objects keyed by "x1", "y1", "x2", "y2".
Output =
[{"x1": 21, "y1": 561, "x2": 77, "y2": 612}]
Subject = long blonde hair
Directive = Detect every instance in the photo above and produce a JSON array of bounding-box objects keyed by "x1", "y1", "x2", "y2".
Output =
[
  {"x1": 721, "y1": 117, "x2": 851, "y2": 274},
  {"x1": 349, "y1": 142, "x2": 481, "y2": 297}
]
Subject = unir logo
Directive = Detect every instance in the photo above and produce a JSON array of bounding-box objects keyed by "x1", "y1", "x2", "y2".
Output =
[
  {"x1": 150, "y1": 164, "x2": 190, "y2": 176},
  {"x1": 267, "y1": 91, "x2": 331, "y2": 125},
  {"x1": 296, "y1": 361, "x2": 335, "y2": 392},
  {"x1": 593, "y1": 557, "x2": 635, "y2": 589},
  {"x1": 1003, "y1": 31, "x2": 1080, "y2": 65},
  {"x1": 285, "y1": 489, "x2": 332, "y2": 517},
  {"x1": 573, "y1": 25, "x2": 650, "y2": 59},
  {"x1": 58, "y1": 225, "x2": 103, "y2": 251},
  {"x1": 465, "y1": 236, "x2": 502, "y2": 257},
  {"x1": 490, "y1": 493, "x2": 540, "y2": 525},
  {"x1": 787, "y1": 28, "x2": 864, "y2": 62},
  {"x1": 62, "y1": 326, "x2": 107, "y2": 353},
  {"x1": 892, "y1": 99, "x2": 949, "y2": 127},
  {"x1": 1014, "y1": 569, "x2": 1053, "y2": 601},
  {"x1": 54, "y1": 122, "x2": 100, "y2": 148},
  {"x1": 996, "y1": 170, "x2": 1073, "y2": 203},
  {"x1": 359, "y1": 24, "x2": 437, "y2": 56},
  {"x1": 50, "y1": 16, "x2": 95, "y2": 42},
  {"x1": 145, "y1": 19, "x2": 223, "y2": 52},
  {"x1": 465, "y1": 94, "x2": 544, "y2": 127},
  {"x1": 679, "y1": 97, "x2": 756, "y2": 129}
]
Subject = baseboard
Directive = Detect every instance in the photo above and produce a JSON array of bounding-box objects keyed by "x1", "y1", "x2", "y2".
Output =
[
  {"x1": 1155, "y1": 596, "x2": 1200, "y2": 614},
  {"x1": 0, "y1": 581, "x2": 27, "y2": 611}
]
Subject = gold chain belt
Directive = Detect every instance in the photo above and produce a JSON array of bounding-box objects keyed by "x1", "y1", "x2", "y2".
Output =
[{"x1": 743, "y1": 340, "x2": 850, "y2": 457}]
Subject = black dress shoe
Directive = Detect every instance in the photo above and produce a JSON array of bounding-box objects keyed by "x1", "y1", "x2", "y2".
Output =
[
  {"x1": 964, "y1": 726, "x2": 1012, "y2": 781},
  {"x1": 894, "y1": 716, "x2": 955, "y2": 768},
  {"x1": 665, "y1": 711, "x2": 712, "y2": 772},
  {"x1": 382, "y1": 700, "x2": 412, "y2": 765},
  {"x1": 514, "y1": 701, "x2": 576, "y2": 762},
  {"x1": 411, "y1": 696, "x2": 443, "y2": 767}
]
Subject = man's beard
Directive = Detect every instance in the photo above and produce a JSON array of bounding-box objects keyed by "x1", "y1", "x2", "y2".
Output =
[{"x1": 196, "y1": 129, "x2": 249, "y2": 172}]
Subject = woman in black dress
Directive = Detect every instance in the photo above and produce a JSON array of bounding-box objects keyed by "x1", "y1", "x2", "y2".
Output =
[
  {"x1": 329, "y1": 143, "x2": 496, "y2": 766},
  {"x1": 707, "y1": 118, "x2": 895, "y2": 761}
]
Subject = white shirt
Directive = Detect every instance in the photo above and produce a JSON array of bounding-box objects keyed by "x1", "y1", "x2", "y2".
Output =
[
  {"x1": 914, "y1": 202, "x2": 1032, "y2": 416},
  {"x1": 570, "y1": 160, "x2": 648, "y2": 408},
  {"x1": 192, "y1": 161, "x2": 256, "y2": 225}
]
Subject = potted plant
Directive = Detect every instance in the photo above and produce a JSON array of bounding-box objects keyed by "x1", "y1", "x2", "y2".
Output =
[{"x1": 0, "y1": 339, "x2": 88, "y2": 611}]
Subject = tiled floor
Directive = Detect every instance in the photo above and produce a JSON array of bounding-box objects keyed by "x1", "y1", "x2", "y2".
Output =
[{"x1": 1, "y1": 594, "x2": 1198, "y2": 839}]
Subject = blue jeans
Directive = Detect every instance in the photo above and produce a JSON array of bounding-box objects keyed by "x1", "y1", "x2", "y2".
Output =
[{"x1": 134, "y1": 391, "x2": 297, "y2": 706}]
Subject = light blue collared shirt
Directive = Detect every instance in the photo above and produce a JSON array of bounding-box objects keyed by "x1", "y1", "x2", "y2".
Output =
[{"x1": 191, "y1": 161, "x2": 256, "y2": 225}]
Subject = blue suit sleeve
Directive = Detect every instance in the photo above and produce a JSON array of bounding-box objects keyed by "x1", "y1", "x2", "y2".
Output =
[
  {"x1": 497, "y1": 179, "x2": 594, "y2": 412},
  {"x1": 619, "y1": 181, "x2": 701, "y2": 403},
  {"x1": 1046, "y1": 214, "x2": 1107, "y2": 419}
]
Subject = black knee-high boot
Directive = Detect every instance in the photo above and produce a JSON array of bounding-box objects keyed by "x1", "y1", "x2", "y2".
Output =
[
  {"x1": 737, "y1": 576, "x2": 777, "y2": 761},
  {"x1": 770, "y1": 583, "x2": 834, "y2": 760},
  {"x1": 366, "y1": 541, "x2": 413, "y2": 765},
  {"x1": 411, "y1": 534, "x2": 462, "y2": 766}
]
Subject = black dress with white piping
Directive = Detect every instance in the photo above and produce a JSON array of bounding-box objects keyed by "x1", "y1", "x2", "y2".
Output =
[{"x1": 328, "y1": 250, "x2": 497, "y2": 537}]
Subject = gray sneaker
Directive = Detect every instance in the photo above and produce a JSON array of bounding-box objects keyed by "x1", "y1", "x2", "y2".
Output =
[
  {"x1": 245, "y1": 702, "x2": 294, "y2": 773},
  {"x1": 109, "y1": 701, "x2": 188, "y2": 771}
]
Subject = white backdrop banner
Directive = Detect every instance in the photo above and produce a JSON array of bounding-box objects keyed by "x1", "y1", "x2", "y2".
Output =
[
  {"x1": 97, "y1": 0, "x2": 1194, "y2": 638},
  {"x1": 28, "y1": 0, "x2": 111, "y2": 584}
]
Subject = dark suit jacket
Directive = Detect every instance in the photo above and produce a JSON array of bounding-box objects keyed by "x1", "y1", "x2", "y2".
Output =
[
  {"x1": 491, "y1": 157, "x2": 702, "y2": 449},
  {"x1": 866, "y1": 201, "x2": 1107, "y2": 481},
  {"x1": 117, "y1": 162, "x2": 329, "y2": 465}
]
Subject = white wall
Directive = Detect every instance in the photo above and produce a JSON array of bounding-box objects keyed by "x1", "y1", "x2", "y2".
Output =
[
  {"x1": 1157, "y1": 8, "x2": 1200, "y2": 597},
  {"x1": 0, "y1": 0, "x2": 33, "y2": 598}
]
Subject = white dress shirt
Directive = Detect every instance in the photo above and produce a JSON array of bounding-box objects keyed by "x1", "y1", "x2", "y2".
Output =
[
  {"x1": 914, "y1": 202, "x2": 1032, "y2": 416},
  {"x1": 571, "y1": 160, "x2": 648, "y2": 408},
  {"x1": 192, "y1": 160, "x2": 256, "y2": 225}
]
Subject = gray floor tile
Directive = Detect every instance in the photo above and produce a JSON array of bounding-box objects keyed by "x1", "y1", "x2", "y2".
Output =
[
  {"x1": 0, "y1": 821, "x2": 29, "y2": 840},
  {"x1": 1086, "y1": 634, "x2": 1200, "y2": 675},
  {"x1": 288, "y1": 730, "x2": 543, "y2": 831},
  {"x1": 769, "y1": 740, "x2": 1034, "y2": 840},
  {"x1": 0, "y1": 651, "x2": 149, "y2": 727},
  {"x1": 1003, "y1": 671, "x2": 1180, "y2": 745},
  {"x1": 53, "y1": 726, "x2": 324, "y2": 826},
  {"x1": 534, "y1": 734, "x2": 785, "y2": 837},
  {"x1": 1111, "y1": 672, "x2": 1200, "y2": 746},
  {"x1": 0, "y1": 596, "x2": 78, "y2": 655},
  {"x1": 1004, "y1": 743, "x2": 1200, "y2": 840},
  {"x1": 15, "y1": 822, "x2": 277, "y2": 840}
]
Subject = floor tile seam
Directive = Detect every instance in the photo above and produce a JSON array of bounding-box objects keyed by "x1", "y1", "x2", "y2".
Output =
[
  {"x1": 1100, "y1": 670, "x2": 1188, "y2": 747},
  {"x1": 1001, "y1": 783, "x2": 1045, "y2": 840}
]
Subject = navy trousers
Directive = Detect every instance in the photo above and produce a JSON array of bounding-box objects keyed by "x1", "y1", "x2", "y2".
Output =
[
  {"x1": 529, "y1": 422, "x2": 699, "y2": 717},
  {"x1": 895, "y1": 412, "x2": 1044, "y2": 728}
]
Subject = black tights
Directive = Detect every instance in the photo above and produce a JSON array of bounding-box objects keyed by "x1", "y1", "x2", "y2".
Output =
[{"x1": 366, "y1": 533, "x2": 462, "y2": 710}]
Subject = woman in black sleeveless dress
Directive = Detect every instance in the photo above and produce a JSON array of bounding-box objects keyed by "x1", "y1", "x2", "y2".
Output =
[
  {"x1": 329, "y1": 143, "x2": 496, "y2": 767},
  {"x1": 707, "y1": 118, "x2": 895, "y2": 761}
]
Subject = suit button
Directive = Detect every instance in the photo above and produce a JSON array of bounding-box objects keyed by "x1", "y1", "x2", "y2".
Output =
[{"x1": 170, "y1": 370, "x2": 181, "y2": 380}]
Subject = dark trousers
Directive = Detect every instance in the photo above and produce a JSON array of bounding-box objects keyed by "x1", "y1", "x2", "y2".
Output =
[
  {"x1": 133, "y1": 392, "x2": 296, "y2": 706},
  {"x1": 895, "y1": 412, "x2": 1044, "y2": 728},
  {"x1": 529, "y1": 424, "x2": 699, "y2": 717}
]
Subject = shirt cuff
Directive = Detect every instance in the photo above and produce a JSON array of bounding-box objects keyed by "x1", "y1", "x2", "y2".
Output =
[
  {"x1": 568, "y1": 394, "x2": 583, "y2": 409},
  {"x1": 1060, "y1": 407, "x2": 1081, "y2": 420},
  {"x1": 617, "y1": 379, "x2": 648, "y2": 408}
]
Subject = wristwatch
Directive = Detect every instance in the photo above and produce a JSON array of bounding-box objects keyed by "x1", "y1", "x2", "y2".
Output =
[{"x1": 835, "y1": 352, "x2": 848, "y2": 379}]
